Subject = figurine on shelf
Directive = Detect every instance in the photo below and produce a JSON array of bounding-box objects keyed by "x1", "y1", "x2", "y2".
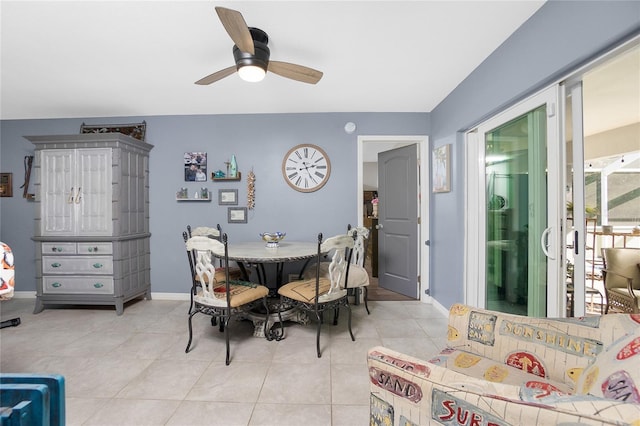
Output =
[
  {"x1": 213, "y1": 170, "x2": 226, "y2": 179},
  {"x1": 229, "y1": 155, "x2": 238, "y2": 178}
]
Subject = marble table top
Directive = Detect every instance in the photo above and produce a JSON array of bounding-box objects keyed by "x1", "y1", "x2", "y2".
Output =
[{"x1": 212, "y1": 241, "x2": 319, "y2": 263}]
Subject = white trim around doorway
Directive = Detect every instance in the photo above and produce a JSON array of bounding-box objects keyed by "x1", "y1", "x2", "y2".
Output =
[{"x1": 357, "y1": 135, "x2": 430, "y2": 303}]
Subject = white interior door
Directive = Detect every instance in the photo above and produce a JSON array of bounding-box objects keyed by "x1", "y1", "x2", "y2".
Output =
[{"x1": 377, "y1": 145, "x2": 419, "y2": 298}]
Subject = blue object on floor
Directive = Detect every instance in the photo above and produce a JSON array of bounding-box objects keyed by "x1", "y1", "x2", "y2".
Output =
[
  {"x1": 1, "y1": 400, "x2": 37, "y2": 426},
  {"x1": 0, "y1": 384, "x2": 49, "y2": 426},
  {"x1": 0, "y1": 374, "x2": 65, "y2": 426}
]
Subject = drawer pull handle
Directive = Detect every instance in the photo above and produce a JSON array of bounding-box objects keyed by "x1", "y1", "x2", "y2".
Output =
[
  {"x1": 51, "y1": 262, "x2": 62, "y2": 268},
  {"x1": 94, "y1": 283, "x2": 104, "y2": 288},
  {"x1": 88, "y1": 246, "x2": 99, "y2": 252},
  {"x1": 92, "y1": 263, "x2": 103, "y2": 269},
  {"x1": 52, "y1": 282, "x2": 62, "y2": 288},
  {"x1": 52, "y1": 247, "x2": 63, "y2": 252}
]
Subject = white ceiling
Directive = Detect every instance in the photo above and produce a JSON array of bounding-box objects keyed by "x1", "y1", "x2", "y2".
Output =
[{"x1": 0, "y1": 0, "x2": 546, "y2": 120}]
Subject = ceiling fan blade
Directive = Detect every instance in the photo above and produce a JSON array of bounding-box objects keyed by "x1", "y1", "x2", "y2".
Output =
[
  {"x1": 268, "y1": 61, "x2": 323, "y2": 84},
  {"x1": 195, "y1": 65, "x2": 237, "y2": 85},
  {"x1": 215, "y1": 6, "x2": 254, "y2": 55}
]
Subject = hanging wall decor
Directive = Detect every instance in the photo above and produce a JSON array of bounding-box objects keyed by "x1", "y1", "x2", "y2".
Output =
[
  {"x1": 184, "y1": 152, "x2": 207, "y2": 182},
  {"x1": 432, "y1": 144, "x2": 451, "y2": 193},
  {"x1": 247, "y1": 169, "x2": 256, "y2": 209},
  {"x1": 0, "y1": 173, "x2": 12, "y2": 197},
  {"x1": 218, "y1": 189, "x2": 238, "y2": 205},
  {"x1": 228, "y1": 207, "x2": 248, "y2": 224}
]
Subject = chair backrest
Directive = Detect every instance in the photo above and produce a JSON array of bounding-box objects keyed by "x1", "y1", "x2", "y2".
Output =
[
  {"x1": 185, "y1": 235, "x2": 229, "y2": 302},
  {"x1": 187, "y1": 224, "x2": 223, "y2": 266},
  {"x1": 347, "y1": 225, "x2": 370, "y2": 267},
  {"x1": 602, "y1": 248, "x2": 640, "y2": 290},
  {"x1": 187, "y1": 225, "x2": 222, "y2": 239},
  {"x1": 315, "y1": 232, "x2": 355, "y2": 300}
]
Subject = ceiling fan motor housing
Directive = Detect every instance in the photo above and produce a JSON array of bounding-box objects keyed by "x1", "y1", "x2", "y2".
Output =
[{"x1": 233, "y1": 27, "x2": 270, "y2": 72}]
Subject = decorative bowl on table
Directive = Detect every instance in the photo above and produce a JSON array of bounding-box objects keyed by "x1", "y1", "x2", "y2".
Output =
[{"x1": 260, "y1": 232, "x2": 286, "y2": 248}]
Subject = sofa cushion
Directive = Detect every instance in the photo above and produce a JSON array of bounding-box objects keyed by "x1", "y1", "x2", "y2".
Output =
[
  {"x1": 576, "y1": 326, "x2": 640, "y2": 403},
  {"x1": 429, "y1": 348, "x2": 573, "y2": 395}
]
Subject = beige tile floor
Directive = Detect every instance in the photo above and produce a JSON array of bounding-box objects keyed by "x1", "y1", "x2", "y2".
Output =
[{"x1": 0, "y1": 297, "x2": 448, "y2": 425}]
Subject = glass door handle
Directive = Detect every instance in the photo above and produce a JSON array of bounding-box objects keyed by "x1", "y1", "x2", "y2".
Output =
[{"x1": 540, "y1": 227, "x2": 556, "y2": 260}]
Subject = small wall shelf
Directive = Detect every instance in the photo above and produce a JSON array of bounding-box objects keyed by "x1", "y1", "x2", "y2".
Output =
[
  {"x1": 176, "y1": 197, "x2": 212, "y2": 202},
  {"x1": 176, "y1": 189, "x2": 210, "y2": 201},
  {"x1": 212, "y1": 172, "x2": 241, "y2": 182}
]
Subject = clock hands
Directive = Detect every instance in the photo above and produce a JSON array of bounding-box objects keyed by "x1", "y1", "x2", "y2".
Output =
[{"x1": 300, "y1": 161, "x2": 318, "y2": 184}]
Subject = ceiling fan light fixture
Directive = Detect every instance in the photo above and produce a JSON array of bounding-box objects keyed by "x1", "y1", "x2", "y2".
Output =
[
  {"x1": 233, "y1": 39, "x2": 270, "y2": 83},
  {"x1": 238, "y1": 64, "x2": 266, "y2": 82}
]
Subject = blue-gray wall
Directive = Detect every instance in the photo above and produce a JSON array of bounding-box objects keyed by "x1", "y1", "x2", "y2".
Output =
[
  {"x1": 0, "y1": 113, "x2": 429, "y2": 294},
  {"x1": 2, "y1": 1, "x2": 639, "y2": 310},
  {"x1": 428, "y1": 1, "x2": 640, "y2": 309}
]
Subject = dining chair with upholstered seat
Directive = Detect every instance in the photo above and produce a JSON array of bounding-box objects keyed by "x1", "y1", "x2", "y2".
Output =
[
  {"x1": 185, "y1": 234, "x2": 270, "y2": 365},
  {"x1": 303, "y1": 224, "x2": 371, "y2": 314},
  {"x1": 346, "y1": 224, "x2": 371, "y2": 313},
  {"x1": 601, "y1": 247, "x2": 640, "y2": 314},
  {"x1": 278, "y1": 232, "x2": 356, "y2": 358}
]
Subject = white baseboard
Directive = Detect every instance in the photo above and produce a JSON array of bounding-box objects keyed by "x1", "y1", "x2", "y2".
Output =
[
  {"x1": 11, "y1": 291, "x2": 191, "y2": 301},
  {"x1": 151, "y1": 292, "x2": 190, "y2": 301},
  {"x1": 12, "y1": 291, "x2": 37, "y2": 298},
  {"x1": 431, "y1": 298, "x2": 449, "y2": 316}
]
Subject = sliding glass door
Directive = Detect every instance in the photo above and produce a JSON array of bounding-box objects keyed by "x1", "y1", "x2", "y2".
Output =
[
  {"x1": 564, "y1": 41, "x2": 640, "y2": 316},
  {"x1": 467, "y1": 86, "x2": 563, "y2": 317}
]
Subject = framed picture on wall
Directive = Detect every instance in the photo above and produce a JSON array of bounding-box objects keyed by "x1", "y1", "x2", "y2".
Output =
[
  {"x1": 0, "y1": 173, "x2": 12, "y2": 197},
  {"x1": 432, "y1": 144, "x2": 451, "y2": 193},
  {"x1": 184, "y1": 152, "x2": 207, "y2": 182},
  {"x1": 218, "y1": 189, "x2": 238, "y2": 205},
  {"x1": 228, "y1": 207, "x2": 248, "y2": 224}
]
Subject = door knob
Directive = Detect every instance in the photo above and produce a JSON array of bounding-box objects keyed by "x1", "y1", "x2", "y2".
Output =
[{"x1": 375, "y1": 224, "x2": 383, "y2": 230}]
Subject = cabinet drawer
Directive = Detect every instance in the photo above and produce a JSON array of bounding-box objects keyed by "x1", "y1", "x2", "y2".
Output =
[
  {"x1": 43, "y1": 276, "x2": 114, "y2": 294},
  {"x1": 77, "y1": 242, "x2": 112, "y2": 255},
  {"x1": 41, "y1": 242, "x2": 77, "y2": 255},
  {"x1": 42, "y1": 256, "x2": 113, "y2": 274}
]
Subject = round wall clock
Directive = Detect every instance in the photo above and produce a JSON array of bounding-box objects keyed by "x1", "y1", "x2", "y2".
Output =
[{"x1": 282, "y1": 144, "x2": 331, "y2": 192}]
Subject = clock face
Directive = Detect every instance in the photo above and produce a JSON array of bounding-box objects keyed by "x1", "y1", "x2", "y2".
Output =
[{"x1": 282, "y1": 144, "x2": 331, "y2": 192}]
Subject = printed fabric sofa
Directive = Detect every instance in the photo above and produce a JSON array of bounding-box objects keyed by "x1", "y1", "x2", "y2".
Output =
[{"x1": 368, "y1": 303, "x2": 640, "y2": 425}]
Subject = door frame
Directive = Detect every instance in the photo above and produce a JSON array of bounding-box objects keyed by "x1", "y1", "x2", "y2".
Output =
[
  {"x1": 357, "y1": 135, "x2": 429, "y2": 302},
  {"x1": 465, "y1": 86, "x2": 564, "y2": 317}
]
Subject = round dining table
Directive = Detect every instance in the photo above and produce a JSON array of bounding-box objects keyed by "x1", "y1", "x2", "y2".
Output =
[
  {"x1": 210, "y1": 240, "x2": 321, "y2": 339},
  {"x1": 213, "y1": 240, "x2": 319, "y2": 287}
]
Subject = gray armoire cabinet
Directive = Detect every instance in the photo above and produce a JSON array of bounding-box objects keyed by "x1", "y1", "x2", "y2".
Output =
[{"x1": 26, "y1": 133, "x2": 154, "y2": 315}]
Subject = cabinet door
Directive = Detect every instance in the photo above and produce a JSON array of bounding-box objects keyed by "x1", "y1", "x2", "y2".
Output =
[
  {"x1": 41, "y1": 150, "x2": 75, "y2": 235},
  {"x1": 40, "y1": 148, "x2": 112, "y2": 236},
  {"x1": 76, "y1": 148, "x2": 112, "y2": 235}
]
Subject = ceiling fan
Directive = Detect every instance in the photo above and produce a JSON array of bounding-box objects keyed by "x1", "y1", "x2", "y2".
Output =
[{"x1": 195, "y1": 7, "x2": 323, "y2": 85}]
